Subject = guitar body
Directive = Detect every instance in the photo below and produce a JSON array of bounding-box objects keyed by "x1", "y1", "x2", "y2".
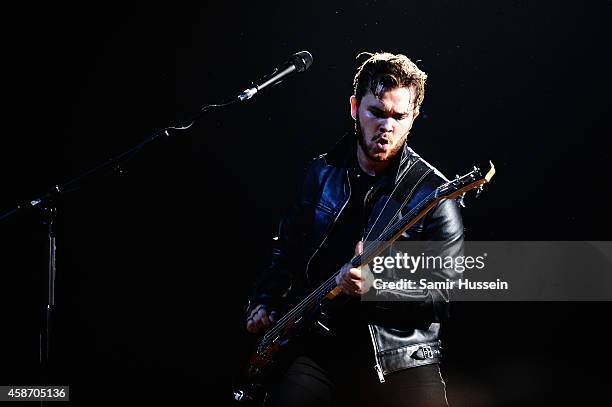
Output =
[
  {"x1": 233, "y1": 301, "x2": 327, "y2": 405},
  {"x1": 232, "y1": 162, "x2": 495, "y2": 405}
]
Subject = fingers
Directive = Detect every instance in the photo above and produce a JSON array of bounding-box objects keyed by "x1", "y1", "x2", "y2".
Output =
[
  {"x1": 336, "y1": 264, "x2": 365, "y2": 296},
  {"x1": 349, "y1": 269, "x2": 364, "y2": 294},
  {"x1": 333, "y1": 241, "x2": 366, "y2": 297},
  {"x1": 355, "y1": 240, "x2": 363, "y2": 256},
  {"x1": 246, "y1": 318, "x2": 258, "y2": 333},
  {"x1": 246, "y1": 304, "x2": 277, "y2": 334},
  {"x1": 258, "y1": 308, "x2": 273, "y2": 328},
  {"x1": 360, "y1": 264, "x2": 373, "y2": 294},
  {"x1": 347, "y1": 267, "x2": 362, "y2": 280},
  {"x1": 336, "y1": 265, "x2": 354, "y2": 295}
]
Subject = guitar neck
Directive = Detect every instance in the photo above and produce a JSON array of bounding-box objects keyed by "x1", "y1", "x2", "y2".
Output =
[
  {"x1": 258, "y1": 160, "x2": 495, "y2": 349},
  {"x1": 260, "y1": 188, "x2": 442, "y2": 348}
]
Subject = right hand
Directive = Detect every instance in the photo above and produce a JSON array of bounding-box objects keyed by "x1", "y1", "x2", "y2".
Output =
[
  {"x1": 335, "y1": 241, "x2": 373, "y2": 296},
  {"x1": 246, "y1": 304, "x2": 278, "y2": 334}
]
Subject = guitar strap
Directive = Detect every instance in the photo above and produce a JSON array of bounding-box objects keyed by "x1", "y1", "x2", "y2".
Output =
[{"x1": 363, "y1": 158, "x2": 434, "y2": 244}]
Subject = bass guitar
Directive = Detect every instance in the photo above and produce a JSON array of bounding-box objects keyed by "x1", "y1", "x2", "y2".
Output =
[{"x1": 233, "y1": 161, "x2": 496, "y2": 404}]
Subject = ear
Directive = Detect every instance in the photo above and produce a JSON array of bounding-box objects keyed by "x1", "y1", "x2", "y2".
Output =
[
  {"x1": 350, "y1": 95, "x2": 358, "y2": 120},
  {"x1": 413, "y1": 106, "x2": 420, "y2": 120}
]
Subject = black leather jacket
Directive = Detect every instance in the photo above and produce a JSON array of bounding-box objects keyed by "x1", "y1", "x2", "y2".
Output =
[{"x1": 250, "y1": 134, "x2": 464, "y2": 382}]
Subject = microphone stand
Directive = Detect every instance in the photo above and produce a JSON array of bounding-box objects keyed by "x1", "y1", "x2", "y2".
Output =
[
  {"x1": 0, "y1": 49, "x2": 312, "y2": 390},
  {"x1": 41, "y1": 204, "x2": 56, "y2": 368},
  {"x1": 0, "y1": 94, "x2": 239, "y2": 381}
]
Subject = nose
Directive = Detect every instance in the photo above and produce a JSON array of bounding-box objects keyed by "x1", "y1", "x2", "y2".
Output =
[{"x1": 379, "y1": 117, "x2": 394, "y2": 133}]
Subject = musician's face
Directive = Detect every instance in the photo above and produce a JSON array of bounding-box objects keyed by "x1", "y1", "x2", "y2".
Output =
[{"x1": 351, "y1": 86, "x2": 419, "y2": 163}]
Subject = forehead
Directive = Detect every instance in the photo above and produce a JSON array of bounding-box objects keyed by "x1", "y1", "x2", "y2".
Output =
[{"x1": 361, "y1": 86, "x2": 416, "y2": 112}]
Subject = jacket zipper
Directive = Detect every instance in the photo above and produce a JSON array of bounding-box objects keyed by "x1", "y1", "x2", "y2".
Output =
[
  {"x1": 304, "y1": 169, "x2": 385, "y2": 383},
  {"x1": 304, "y1": 169, "x2": 352, "y2": 284},
  {"x1": 362, "y1": 185, "x2": 387, "y2": 383},
  {"x1": 368, "y1": 324, "x2": 386, "y2": 383}
]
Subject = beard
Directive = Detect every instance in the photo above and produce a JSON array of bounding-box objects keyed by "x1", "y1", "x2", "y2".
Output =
[{"x1": 355, "y1": 111, "x2": 407, "y2": 163}]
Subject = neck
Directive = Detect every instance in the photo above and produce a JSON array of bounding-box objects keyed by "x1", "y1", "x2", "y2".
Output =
[{"x1": 356, "y1": 145, "x2": 390, "y2": 176}]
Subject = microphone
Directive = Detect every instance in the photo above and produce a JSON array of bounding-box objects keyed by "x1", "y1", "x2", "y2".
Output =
[{"x1": 238, "y1": 51, "x2": 313, "y2": 101}]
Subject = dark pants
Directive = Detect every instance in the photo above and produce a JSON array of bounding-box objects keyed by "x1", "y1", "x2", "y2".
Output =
[{"x1": 268, "y1": 355, "x2": 448, "y2": 407}]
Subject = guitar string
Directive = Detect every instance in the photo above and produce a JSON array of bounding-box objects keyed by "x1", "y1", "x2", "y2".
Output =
[
  {"x1": 260, "y1": 186, "x2": 442, "y2": 348},
  {"x1": 260, "y1": 173, "x2": 479, "y2": 348},
  {"x1": 259, "y1": 185, "x2": 446, "y2": 348},
  {"x1": 259, "y1": 167, "x2": 476, "y2": 347},
  {"x1": 259, "y1": 189, "x2": 440, "y2": 348}
]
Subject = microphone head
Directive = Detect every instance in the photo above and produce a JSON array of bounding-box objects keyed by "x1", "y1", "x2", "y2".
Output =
[{"x1": 291, "y1": 51, "x2": 313, "y2": 72}]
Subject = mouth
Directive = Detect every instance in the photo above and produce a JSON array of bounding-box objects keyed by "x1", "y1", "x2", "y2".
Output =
[{"x1": 374, "y1": 137, "x2": 390, "y2": 151}]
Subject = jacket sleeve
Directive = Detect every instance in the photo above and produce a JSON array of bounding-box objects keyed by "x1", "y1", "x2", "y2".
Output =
[
  {"x1": 246, "y1": 159, "x2": 321, "y2": 314},
  {"x1": 364, "y1": 197, "x2": 465, "y2": 328}
]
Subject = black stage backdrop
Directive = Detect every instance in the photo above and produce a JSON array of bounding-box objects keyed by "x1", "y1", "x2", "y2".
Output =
[{"x1": 1, "y1": 1, "x2": 611, "y2": 405}]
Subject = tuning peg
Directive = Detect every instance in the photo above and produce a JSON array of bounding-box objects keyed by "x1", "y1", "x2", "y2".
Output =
[
  {"x1": 475, "y1": 184, "x2": 484, "y2": 198},
  {"x1": 457, "y1": 192, "x2": 466, "y2": 207}
]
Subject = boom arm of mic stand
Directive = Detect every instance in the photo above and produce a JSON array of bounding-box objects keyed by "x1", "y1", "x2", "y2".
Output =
[
  {"x1": 0, "y1": 93, "x2": 241, "y2": 376},
  {"x1": 0, "y1": 95, "x2": 240, "y2": 223}
]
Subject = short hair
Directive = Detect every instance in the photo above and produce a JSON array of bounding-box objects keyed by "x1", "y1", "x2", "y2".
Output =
[{"x1": 352, "y1": 52, "x2": 427, "y2": 108}]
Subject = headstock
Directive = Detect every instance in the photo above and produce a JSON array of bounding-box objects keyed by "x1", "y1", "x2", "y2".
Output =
[{"x1": 438, "y1": 161, "x2": 496, "y2": 206}]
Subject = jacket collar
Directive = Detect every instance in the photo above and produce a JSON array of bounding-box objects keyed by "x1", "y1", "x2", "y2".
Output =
[{"x1": 325, "y1": 132, "x2": 417, "y2": 183}]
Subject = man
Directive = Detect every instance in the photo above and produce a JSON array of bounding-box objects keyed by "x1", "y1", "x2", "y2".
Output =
[{"x1": 246, "y1": 52, "x2": 464, "y2": 406}]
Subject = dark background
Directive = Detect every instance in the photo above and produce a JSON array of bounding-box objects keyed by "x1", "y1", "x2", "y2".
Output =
[{"x1": 1, "y1": 1, "x2": 611, "y2": 405}]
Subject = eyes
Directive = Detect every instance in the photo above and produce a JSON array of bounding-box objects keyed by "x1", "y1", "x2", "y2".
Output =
[{"x1": 368, "y1": 107, "x2": 410, "y2": 121}]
